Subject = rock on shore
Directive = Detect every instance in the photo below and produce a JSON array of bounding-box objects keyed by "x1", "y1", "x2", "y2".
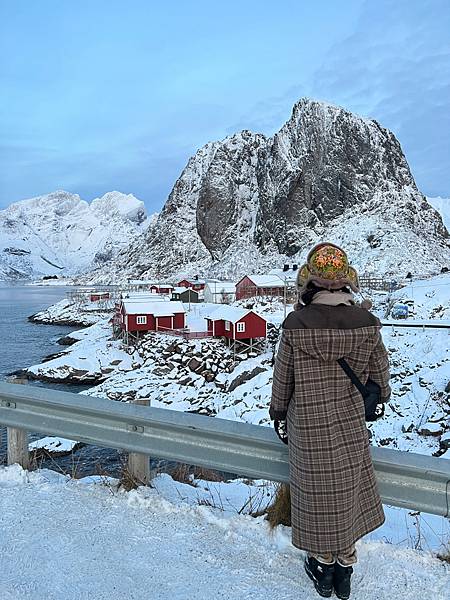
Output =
[{"x1": 29, "y1": 299, "x2": 109, "y2": 327}]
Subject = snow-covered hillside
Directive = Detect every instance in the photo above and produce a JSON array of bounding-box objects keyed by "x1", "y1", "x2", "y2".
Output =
[
  {"x1": 0, "y1": 190, "x2": 153, "y2": 281},
  {"x1": 24, "y1": 272, "x2": 450, "y2": 459}
]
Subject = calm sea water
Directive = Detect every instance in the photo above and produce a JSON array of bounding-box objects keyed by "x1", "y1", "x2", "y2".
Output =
[{"x1": 0, "y1": 283, "x2": 126, "y2": 476}]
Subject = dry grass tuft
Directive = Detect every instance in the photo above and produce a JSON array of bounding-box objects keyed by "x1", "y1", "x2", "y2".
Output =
[
  {"x1": 192, "y1": 466, "x2": 225, "y2": 482},
  {"x1": 118, "y1": 462, "x2": 150, "y2": 491},
  {"x1": 168, "y1": 463, "x2": 197, "y2": 487},
  {"x1": 266, "y1": 483, "x2": 291, "y2": 528},
  {"x1": 166, "y1": 463, "x2": 225, "y2": 487}
]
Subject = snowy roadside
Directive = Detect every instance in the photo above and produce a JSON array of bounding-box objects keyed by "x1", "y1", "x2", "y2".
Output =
[{"x1": 0, "y1": 464, "x2": 448, "y2": 600}]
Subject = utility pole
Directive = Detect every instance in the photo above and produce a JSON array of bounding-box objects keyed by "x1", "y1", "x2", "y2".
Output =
[{"x1": 274, "y1": 272, "x2": 287, "y2": 320}]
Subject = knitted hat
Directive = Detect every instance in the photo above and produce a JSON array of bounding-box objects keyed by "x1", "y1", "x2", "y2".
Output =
[{"x1": 297, "y1": 242, "x2": 360, "y2": 293}]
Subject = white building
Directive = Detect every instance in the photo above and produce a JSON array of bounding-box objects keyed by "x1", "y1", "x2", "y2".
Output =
[{"x1": 203, "y1": 281, "x2": 236, "y2": 304}]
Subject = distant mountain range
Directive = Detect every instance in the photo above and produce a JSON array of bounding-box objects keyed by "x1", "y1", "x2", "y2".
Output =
[
  {"x1": 1, "y1": 98, "x2": 449, "y2": 283},
  {"x1": 0, "y1": 190, "x2": 155, "y2": 281}
]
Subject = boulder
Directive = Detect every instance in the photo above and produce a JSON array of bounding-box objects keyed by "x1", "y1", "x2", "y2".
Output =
[
  {"x1": 188, "y1": 357, "x2": 203, "y2": 372},
  {"x1": 228, "y1": 366, "x2": 266, "y2": 392},
  {"x1": 418, "y1": 423, "x2": 443, "y2": 437}
]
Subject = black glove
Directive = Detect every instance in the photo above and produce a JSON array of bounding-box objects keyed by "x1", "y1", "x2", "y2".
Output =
[{"x1": 274, "y1": 420, "x2": 288, "y2": 445}]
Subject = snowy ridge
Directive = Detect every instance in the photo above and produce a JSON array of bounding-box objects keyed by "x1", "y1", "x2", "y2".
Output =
[
  {"x1": 85, "y1": 98, "x2": 449, "y2": 283},
  {"x1": 0, "y1": 190, "x2": 152, "y2": 281}
]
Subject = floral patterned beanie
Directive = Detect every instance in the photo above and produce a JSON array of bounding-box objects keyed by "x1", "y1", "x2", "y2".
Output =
[{"x1": 297, "y1": 242, "x2": 360, "y2": 293}]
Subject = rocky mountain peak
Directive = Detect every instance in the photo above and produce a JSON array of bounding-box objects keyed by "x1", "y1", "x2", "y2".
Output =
[{"x1": 87, "y1": 98, "x2": 450, "y2": 282}]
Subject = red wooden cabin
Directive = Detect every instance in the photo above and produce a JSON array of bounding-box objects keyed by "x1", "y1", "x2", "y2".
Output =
[
  {"x1": 206, "y1": 306, "x2": 267, "y2": 340},
  {"x1": 235, "y1": 275, "x2": 285, "y2": 300},
  {"x1": 119, "y1": 300, "x2": 185, "y2": 333},
  {"x1": 90, "y1": 292, "x2": 110, "y2": 302},
  {"x1": 177, "y1": 278, "x2": 206, "y2": 291},
  {"x1": 149, "y1": 284, "x2": 174, "y2": 295}
]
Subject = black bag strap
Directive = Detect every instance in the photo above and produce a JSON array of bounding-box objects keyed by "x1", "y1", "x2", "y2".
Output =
[{"x1": 337, "y1": 357, "x2": 367, "y2": 396}]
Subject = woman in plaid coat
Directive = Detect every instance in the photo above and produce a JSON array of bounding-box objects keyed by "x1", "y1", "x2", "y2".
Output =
[{"x1": 270, "y1": 243, "x2": 391, "y2": 599}]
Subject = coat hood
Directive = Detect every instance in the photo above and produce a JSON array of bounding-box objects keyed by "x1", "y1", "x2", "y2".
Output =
[{"x1": 285, "y1": 326, "x2": 378, "y2": 362}]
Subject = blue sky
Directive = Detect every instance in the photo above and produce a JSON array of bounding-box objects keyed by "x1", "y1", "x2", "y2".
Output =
[{"x1": 1, "y1": 0, "x2": 449, "y2": 211}]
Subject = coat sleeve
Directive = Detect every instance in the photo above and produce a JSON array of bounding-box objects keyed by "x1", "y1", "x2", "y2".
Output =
[
  {"x1": 368, "y1": 331, "x2": 391, "y2": 402},
  {"x1": 269, "y1": 331, "x2": 294, "y2": 420}
]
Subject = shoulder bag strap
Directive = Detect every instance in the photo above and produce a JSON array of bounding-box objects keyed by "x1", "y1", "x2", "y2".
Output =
[{"x1": 337, "y1": 357, "x2": 367, "y2": 396}]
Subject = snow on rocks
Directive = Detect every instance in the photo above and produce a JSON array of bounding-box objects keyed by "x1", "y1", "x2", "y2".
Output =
[
  {"x1": 368, "y1": 325, "x2": 450, "y2": 456},
  {"x1": 29, "y1": 298, "x2": 107, "y2": 327},
  {"x1": 28, "y1": 436, "x2": 82, "y2": 457},
  {"x1": 26, "y1": 320, "x2": 140, "y2": 384},
  {"x1": 85, "y1": 99, "x2": 450, "y2": 285},
  {"x1": 83, "y1": 331, "x2": 273, "y2": 421}
]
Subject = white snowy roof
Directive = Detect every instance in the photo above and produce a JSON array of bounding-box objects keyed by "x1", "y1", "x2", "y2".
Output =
[
  {"x1": 172, "y1": 286, "x2": 198, "y2": 294},
  {"x1": 205, "y1": 281, "x2": 236, "y2": 294},
  {"x1": 179, "y1": 278, "x2": 206, "y2": 285},
  {"x1": 123, "y1": 301, "x2": 185, "y2": 316},
  {"x1": 268, "y1": 268, "x2": 298, "y2": 284},
  {"x1": 245, "y1": 275, "x2": 285, "y2": 287},
  {"x1": 122, "y1": 292, "x2": 166, "y2": 301},
  {"x1": 207, "y1": 305, "x2": 256, "y2": 323}
]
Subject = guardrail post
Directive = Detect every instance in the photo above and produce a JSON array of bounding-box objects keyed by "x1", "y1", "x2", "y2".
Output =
[
  {"x1": 127, "y1": 398, "x2": 150, "y2": 486},
  {"x1": 7, "y1": 427, "x2": 29, "y2": 470}
]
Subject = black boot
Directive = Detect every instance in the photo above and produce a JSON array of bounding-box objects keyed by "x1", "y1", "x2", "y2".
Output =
[
  {"x1": 304, "y1": 556, "x2": 334, "y2": 598},
  {"x1": 333, "y1": 562, "x2": 353, "y2": 599}
]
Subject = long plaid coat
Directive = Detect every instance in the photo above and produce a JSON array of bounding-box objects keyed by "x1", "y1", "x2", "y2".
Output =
[{"x1": 270, "y1": 303, "x2": 391, "y2": 554}]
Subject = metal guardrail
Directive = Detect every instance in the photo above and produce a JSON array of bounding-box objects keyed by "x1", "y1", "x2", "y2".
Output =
[
  {"x1": 0, "y1": 382, "x2": 449, "y2": 517},
  {"x1": 381, "y1": 320, "x2": 450, "y2": 329}
]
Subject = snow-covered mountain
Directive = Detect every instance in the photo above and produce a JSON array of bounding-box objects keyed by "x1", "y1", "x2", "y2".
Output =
[
  {"x1": 427, "y1": 196, "x2": 450, "y2": 232},
  {"x1": 89, "y1": 98, "x2": 449, "y2": 283},
  {"x1": 0, "y1": 190, "x2": 154, "y2": 280}
]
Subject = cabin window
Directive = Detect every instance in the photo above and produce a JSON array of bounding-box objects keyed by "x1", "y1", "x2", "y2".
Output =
[
  {"x1": 225, "y1": 320, "x2": 231, "y2": 331},
  {"x1": 136, "y1": 315, "x2": 147, "y2": 325},
  {"x1": 236, "y1": 322, "x2": 245, "y2": 333}
]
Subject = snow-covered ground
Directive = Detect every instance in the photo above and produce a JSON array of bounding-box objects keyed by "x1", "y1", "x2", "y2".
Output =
[
  {"x1": 384, "y1": 273, "x2": 450, "y2": 320},
  {"x1": 0, "y1": 465, "x2": 448, "y2": 600},
  {"x1": 26, "y1": 319, "x2": 140, "y2": 384},
  {"x1": 29, "y1": 298, "x2": 110, "y2": 327}
]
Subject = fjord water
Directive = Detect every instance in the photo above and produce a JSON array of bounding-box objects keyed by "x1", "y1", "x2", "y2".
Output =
[
  {"x1": 0, "y1": 283, "x2": 77, "y2": 380},
  {"x1": 0, "y1": 283, "x2": 124, "y2": 476}
]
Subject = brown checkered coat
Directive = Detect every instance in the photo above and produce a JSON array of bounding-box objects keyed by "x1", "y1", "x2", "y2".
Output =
[{"x1": 270, "y1": 303, "x2": 391, "y2": 554}]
